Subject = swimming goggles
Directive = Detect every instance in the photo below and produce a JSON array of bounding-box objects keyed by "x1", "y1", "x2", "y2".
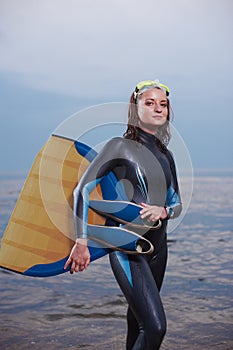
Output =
[{"x1": 134, "y1": 79, "x2": 170, "y2": 99}]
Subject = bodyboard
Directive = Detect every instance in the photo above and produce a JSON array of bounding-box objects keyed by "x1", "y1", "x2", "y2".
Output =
[{"x1": 0, "y1": 135, "x2": 153, "y2": 277}]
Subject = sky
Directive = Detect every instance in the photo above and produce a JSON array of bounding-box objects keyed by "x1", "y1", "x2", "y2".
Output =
[{"x1": 0, "y1": 0, "x2": 232, "y2": 172}]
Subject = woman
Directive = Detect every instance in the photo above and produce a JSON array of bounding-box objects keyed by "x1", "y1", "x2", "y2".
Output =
[{"x1": 64, "y1": 79, "x2": 182, "y2": 349}]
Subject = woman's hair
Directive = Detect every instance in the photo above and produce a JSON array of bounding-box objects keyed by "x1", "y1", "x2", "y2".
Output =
[{"x1": 124, "y1": 88, "x2": 173, "y2": 152}]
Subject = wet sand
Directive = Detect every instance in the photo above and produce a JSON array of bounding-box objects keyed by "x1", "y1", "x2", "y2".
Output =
[{"x1": 0, "y1": 172, "x2": 232, "y2": 349}]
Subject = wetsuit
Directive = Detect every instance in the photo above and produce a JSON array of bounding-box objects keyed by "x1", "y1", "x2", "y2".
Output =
[{"x1": 73, "y1": 128, "x2": 182, "y2": 350}]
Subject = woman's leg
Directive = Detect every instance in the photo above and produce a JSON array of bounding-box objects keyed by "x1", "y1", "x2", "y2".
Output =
[
  {"x1": 109, "y1": 250, "x2": 167, "y2": 350},
  {"x1": 125, "y1": 244, "x2": 168, "y2": 349},
  {"x1": 126, "y1": 307, "x2": 139, "y2": 349}
]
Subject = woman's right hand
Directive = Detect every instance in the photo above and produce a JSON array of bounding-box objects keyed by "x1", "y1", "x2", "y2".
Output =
[{"x1": 64, "y1": 238, "x2": 90, "y2": 274}]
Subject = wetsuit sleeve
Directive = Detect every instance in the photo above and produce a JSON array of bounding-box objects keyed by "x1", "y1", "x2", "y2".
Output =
[
  {"x1": 73, "y1": 138, "x2": 121, "y2": 239},
  {"x1": 165, "y1": 151, "x2": 182, "y2": 219}
]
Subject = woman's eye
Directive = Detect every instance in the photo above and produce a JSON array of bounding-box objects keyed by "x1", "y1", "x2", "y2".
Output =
[{"x1": 145, "y1": 101, "x2": 153, "y2": 106}]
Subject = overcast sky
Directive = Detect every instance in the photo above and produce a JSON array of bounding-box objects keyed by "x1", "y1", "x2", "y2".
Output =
[{"x1": 0, "y1": 0, "x2": 232, "y2": 172}]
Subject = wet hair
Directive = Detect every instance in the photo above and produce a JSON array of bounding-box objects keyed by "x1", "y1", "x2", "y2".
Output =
[{"x1": 124, "y1": 88, "x2": 173, "y2": 152}]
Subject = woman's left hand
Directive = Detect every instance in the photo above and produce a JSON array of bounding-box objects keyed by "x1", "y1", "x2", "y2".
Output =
[{"x1": 140, "y1": 203, "x2": 168, "y2": 222}]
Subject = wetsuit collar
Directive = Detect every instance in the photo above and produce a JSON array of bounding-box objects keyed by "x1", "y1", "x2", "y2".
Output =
[{"x1": 137, "y1": 127, "x2": 157, "y2": 144}]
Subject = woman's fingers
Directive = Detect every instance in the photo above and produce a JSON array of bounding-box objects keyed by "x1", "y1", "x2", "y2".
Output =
[
  {"x1": 70, "y1": 260, "x2": 76, "y2": 274},
  {"x1": 140, "y1": 203, "x2": 162, "y2": 222},
  {"x1": 84, "y1": 256, "x2": 91, "y2": 269},
  {"x1": 64, "y1": 256, "x2": 72, "y2": 270},
  {"x1": 140, "y1": 206, "x2": 154, "y2": 218},
  {"x1": 64, "y1": 243, "x2": 90, "y2": 273}
]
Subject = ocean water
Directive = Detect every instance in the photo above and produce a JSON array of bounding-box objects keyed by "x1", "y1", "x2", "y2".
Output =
[{"x1": 0, "y1": 171, "x2": 232, "y2": 350}]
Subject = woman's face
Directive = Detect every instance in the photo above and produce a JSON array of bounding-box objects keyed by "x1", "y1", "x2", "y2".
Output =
[{"x1": 137, "y1": 88, "x2": 168, "y2": 134}]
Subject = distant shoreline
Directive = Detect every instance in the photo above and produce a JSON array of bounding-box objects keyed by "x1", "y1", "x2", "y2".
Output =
[
  {"x1": 0, "y1": 171, "x2": 27, "y2": 180},
  {"x1": 0, "y1": 168, "x2": 232, "y2": 180},
  {"x1": 193, "y1": 168, "x2": 233, "y2": 177}
]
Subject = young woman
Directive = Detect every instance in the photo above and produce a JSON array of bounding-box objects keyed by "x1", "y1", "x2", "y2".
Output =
[{"x1": 64, "y1": 80, "x2": 182, "y2": 349}]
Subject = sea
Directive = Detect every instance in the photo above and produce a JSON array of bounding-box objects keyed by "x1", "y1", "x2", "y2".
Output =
[{"x1": 0, "y1": 170, "x2": 232, "y2": 350}]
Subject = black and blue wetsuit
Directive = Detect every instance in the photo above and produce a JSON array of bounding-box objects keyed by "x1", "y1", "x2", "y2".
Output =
[{"x1": 73, "y1": 128, "x2": 182, "y2": 349}]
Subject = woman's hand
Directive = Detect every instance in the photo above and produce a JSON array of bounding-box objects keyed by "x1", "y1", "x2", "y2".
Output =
[
  {"x1": 64, "y1": 238, "x2": 90, "y2": 274},
  {"x1": 140, "y1": 203, "x2": 168, "y2": 222}
]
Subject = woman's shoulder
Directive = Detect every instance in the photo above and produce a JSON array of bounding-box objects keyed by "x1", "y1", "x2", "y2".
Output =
[
  {"x1": 102, "y1": 136, "x2": 136, "y2": 156},
  {"x1": 98, "y1": 136, "x2": 124, "y2": 154},
  {"x1": 166, "y1": 149, "x2": 175, "y2": 163},
  {"x1": 166, "y1": 148, "x2": 173, "y2": 158},
  {"x1": 104, "y1": 136, "x2": 129, "y2": 147},
  {"x1": 166, "y1": 148, "x2": 178, "y2": 173}
]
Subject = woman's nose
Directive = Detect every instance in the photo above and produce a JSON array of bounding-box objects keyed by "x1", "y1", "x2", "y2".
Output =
[{"x1": 154, "y1": 104, "x2": 162, "y2": 112}]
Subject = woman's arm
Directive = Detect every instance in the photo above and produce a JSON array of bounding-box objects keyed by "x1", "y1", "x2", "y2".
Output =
[
  {"x1": 73, "y1": 138, "x2": 121, "y2": 239},
  {"x1": 165, "y1": 150, "x2": 182, "y2": 219},
  {"x1": 139, "y1": 151, "x2": 182, "y2": 223},
  {"x1": 64, "y1": 138, "x2": 121, "y2": 273}
]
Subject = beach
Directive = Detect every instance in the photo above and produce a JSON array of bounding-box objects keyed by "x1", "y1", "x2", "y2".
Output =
[{"x1": 0, "y1": 171, "x2": 232, "y2": 349}]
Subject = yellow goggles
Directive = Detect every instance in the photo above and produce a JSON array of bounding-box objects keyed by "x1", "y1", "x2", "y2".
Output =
[{"x1": 134, "y1": 79, "x2": 170, "y2": 97}]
